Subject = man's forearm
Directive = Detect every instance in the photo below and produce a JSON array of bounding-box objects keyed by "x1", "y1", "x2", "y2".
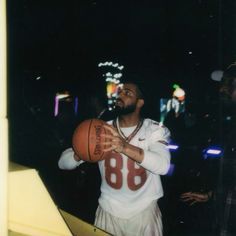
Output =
[
  {"x1": 58, "y1": 148, "x2": 82, "y2": 170},
  {"x1": 122, "y1": 143, "x2": 144, "y2": 163}
]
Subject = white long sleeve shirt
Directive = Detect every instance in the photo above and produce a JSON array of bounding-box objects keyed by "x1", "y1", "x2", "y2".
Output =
[{"x1": 58, "y1": 118, "x2": 171, "y2": 219}]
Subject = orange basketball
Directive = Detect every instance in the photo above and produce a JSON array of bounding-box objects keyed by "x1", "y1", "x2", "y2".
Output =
[{"x1": 72, "y1": 119, "x2": 111, "y2": 162}]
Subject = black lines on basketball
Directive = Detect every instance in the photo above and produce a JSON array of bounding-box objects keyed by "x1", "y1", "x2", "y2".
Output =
[
  {"x1": 87, "y1": 119, "x2": 93, "y2": 162},
  {"x1": 72, "y1": 119, "x2": 112, "y2": 162}
]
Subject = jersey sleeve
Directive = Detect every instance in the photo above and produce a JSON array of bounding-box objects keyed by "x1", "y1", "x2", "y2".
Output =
[
  {"x1": 58, "y1": 148, "x2": 84, "y2": 170},
  {"x1": 139, "y1": 126, "x2": 171, "y2": 175}
]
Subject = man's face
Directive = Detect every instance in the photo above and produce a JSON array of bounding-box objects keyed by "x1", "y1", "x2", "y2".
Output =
[{"x1": 115, "y1": 83, "x2": 140, "y2": 115}]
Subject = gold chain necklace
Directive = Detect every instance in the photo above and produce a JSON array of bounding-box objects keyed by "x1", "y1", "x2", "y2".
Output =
[{"x1": 113, "y1": 117, "x2": 144, "y2": 143}]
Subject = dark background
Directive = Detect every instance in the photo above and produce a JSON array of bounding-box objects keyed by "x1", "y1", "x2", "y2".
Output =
[
  {"x1": 7, "y1": 0, "x2": 236, "y2": 234},
  {"x1": 8, "y1": 0, "x2": 236, "y2": 98}
]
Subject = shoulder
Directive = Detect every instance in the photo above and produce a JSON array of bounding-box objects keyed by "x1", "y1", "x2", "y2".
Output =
[
  {"x1": 143, "y1": 118, "x2": 171, "y2": 143},
  {"x1": 143, "y1": 118, "x2": 167, "y2": 131}
]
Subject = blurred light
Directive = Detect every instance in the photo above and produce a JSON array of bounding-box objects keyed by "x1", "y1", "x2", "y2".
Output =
[
  {"x1": 203, "y1": 146, "x2": 223, "y2": 159},
  {"x1": 74, "y1": 97, "x2": 78, "y2": 115},
  {"x1": 54, "y1": 97, "x2": 59, "y2": 117},
  {"x1": 106, "y1": 72, "x2": 112, "y2": 77},
  {"x1": 106, "y1": 77, "x2": 112, "y2": 82},
  {"x1": 54, "y1": 92, "x2": 70, "y2": 117},
  {"x1": 207, "y1": 149, "x2": 222, "y2": 155},
  {"x1": 98, "y1": 61, "x2": 124, "y2": 110},
  {"x1": 211, "y1": 70, "x2": 223, "y2": 82},
  {"x1": 35, "y1": 76, "x2": 41, "y2": 80},
  {"x1": 173, "y1": 87, "x2": 185, "y2": 98},
  {"x1": 168, "y1": 144, "x2": 179, "y2": 151},
  {"x1": 56, "y1": 92, "x2": 70, "y2": 100},
  {"x1": 166, "y1": 164, "x2": 175, "y2": 176},
  {"x1": 173, "y1": 84, "x2": 185, "y2": 101},
  {"x1": 98, "y1": 61, "x2": 124, "y2": 70},
  {"x1": 114, "y1": 73, "x2": 122, "y2": 78}
]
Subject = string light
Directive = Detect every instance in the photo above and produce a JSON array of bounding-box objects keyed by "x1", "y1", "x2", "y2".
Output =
[
  {"x1": 98, "y1": 61, "x2": 124, "y2": 110},
  {"x1": 54, "y1": 92, "x2": 70, "y2": 117}
]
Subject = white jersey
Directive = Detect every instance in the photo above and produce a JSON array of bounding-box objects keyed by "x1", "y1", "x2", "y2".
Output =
[
  {"x1": 58, "y1": 118, "x2": 171, "y2": 219},
  {"x1": 98, "y1": 118, "x2": 170, "y2": 219}
]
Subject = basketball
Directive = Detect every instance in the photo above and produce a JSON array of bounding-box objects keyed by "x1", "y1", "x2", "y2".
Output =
[{"x1": 72, "y1": 119, "x2": 111, "y2": 162}]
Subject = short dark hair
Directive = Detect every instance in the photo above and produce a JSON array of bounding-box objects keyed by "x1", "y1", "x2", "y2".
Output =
[{"x1": 122, "y1": 74, "x2": 146, "y2": 100}]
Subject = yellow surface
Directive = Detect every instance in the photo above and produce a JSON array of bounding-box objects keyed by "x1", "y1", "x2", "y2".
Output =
[
  {"x1": 60, "y1": 209, "x2": 111, "y2": 236},
  {"x1": 0, "y1": 0, "x2": 8, "y2": 235},
  {"x1": 9, "y1": 162, "x2": 31, "y2": 172},
  {"x1": 0, "y1": 119, "x2": 8, "y2": 236},
  {"x1": 8, "y1": 168, "x2": 72, "y2": 236},
  {"x1": 8, "y1": 230, "x2": 28, "y2": 236}
]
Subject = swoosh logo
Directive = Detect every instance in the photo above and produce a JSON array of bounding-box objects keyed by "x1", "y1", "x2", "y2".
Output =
[{"x1": 138, "y1": 138, "x2": 145, "y2": 141}]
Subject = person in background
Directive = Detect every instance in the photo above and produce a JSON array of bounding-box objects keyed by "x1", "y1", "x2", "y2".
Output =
[
  {"x1": 163, "y1": 100, "x2": 219, "y2": 236},
  {"x1": 58, "y1": 78, "x2": 171, "y2": 236},
  {"x1": 218, "y1": 62, "x2": 236, "y2": 236}
]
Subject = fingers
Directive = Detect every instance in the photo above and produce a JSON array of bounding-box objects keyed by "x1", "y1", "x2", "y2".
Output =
[
  {"x1": 180, "y1": 192, "x2": 209, "y2": 205},
  {"x1": 181, "y1": 197, "x2": 192, "y2": 202},
  {"x1": 103, "y1": 124, "x2": 119, "y2": 136},
  {"x1": 186, "y1": 192, "x2": 208, "y2": 201},
  {"x1": 180, "y1": 192, "x2": 192, "y2": 198},
  {"x1": 101, "y1": 132, "x2": 125, "y2": 153},
  {"x1": 190, "y1": 193, "x2": 205, "y2": 199},
  {"x1": 103, "y1": 146, "x2": 115, "y2": 152},
  {"x1": 103, "y1": 141, "x2": 125, "y2": 153},
  {"x1": 180, "y1": 196, "x2": 199, "y2": 206},
  {"x1": 101, "y1": 133, "x2": 115, "y2": 139},
  {"x1": 102, "y1": 136, "x2": 121, "y2": 146},
  {"x1": 73, "y1": 153, "x2": 81, "y2": 161},
  {"x1": 101, "y1": 124, "x2": 126, "y2": 153},
  {"x1": 102, "y1": 139, "x2": 126, "y2": 153}
]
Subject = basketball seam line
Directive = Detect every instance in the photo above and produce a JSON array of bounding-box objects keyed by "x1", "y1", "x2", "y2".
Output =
[
  {"x1": 88, "y1": 119, "x2": 93, "y2": 162},
  {"x1": 100, "y1": 124, "x2": 106, "y2": 161}
]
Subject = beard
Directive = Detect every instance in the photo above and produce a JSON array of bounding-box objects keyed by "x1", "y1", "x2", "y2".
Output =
[{"x1": 113, "y1": 103, "x2": 136, "y2": 116}]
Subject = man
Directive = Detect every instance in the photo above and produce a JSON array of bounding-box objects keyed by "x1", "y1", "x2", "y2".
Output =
[
  {"x1": 218, "y1": 63, "x2": 236, "y2": 236},
  {"x1": 58, "y1": 80, "x2": 171, "y2": 236}
]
